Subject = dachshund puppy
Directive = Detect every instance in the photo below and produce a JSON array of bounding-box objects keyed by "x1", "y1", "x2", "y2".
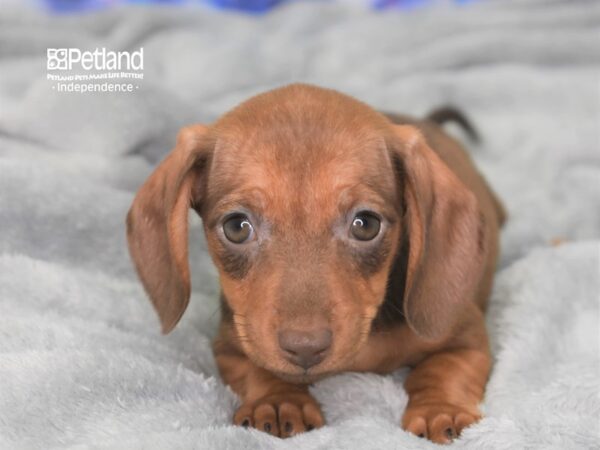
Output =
[{"x1": 126, "y1": 84, "x2": 505, "y2": 444}]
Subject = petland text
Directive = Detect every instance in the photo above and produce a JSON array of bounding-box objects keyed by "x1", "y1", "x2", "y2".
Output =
[{"x1": 47, "y1": 48, "x2": 143, "y2": 71}]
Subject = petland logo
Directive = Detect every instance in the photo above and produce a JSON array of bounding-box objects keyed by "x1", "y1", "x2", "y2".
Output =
[
  {"x1": 47, "y1": 48, "x2": 143, "y2": 71},
  {"x1": 47, "y1": 47, "x2": 144, "y2": 94}
]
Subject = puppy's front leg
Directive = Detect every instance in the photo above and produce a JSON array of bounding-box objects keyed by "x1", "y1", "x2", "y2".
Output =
[
  {"x1": 402, "y1": 344, "x2": 491, "y2": 444},
  {"x1": 214, "y1": 342, "x2": 324, "y2": 438}
]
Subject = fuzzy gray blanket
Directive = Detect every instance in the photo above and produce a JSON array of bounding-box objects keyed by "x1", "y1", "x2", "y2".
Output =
[{"x1": 0, "y1": 0, "x2": 599, "y2": 448}]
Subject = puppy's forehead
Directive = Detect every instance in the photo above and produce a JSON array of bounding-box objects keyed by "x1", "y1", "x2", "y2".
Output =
[{"x1": 207, "y1": 85, "x2": 396, "y2": 220}]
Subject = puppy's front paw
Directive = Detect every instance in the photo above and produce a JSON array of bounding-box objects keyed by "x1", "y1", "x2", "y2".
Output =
[
  {"x1": 234, "y1": 391, "x2": 324, "y2": 438},
  {"x1": 402, "y1": 402, "x2": 480, "y2": 444}
]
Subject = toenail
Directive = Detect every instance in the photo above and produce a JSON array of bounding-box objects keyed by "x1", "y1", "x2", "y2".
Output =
[
  {"x1": 264, "y1": 422, "x2": 271, "y2": 432},
  {"x1": 241, "y1": 419, "x2": 250, "y2": 427},
  {"x1": 307, "y1": 424, "x2": 315, "y2": 431},
  {"x1": 284, "y1": 422, "x2": 293, "y2": 433}
]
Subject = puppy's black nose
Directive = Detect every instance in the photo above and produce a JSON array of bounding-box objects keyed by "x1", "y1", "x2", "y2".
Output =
[{"x1": 278, "y1": 328, "x2": 332, "y2": 370}]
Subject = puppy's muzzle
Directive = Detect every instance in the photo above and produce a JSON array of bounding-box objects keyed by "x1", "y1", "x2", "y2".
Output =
[{"x1": 278, "y1": 328, "x2": 332, "y2": 370}]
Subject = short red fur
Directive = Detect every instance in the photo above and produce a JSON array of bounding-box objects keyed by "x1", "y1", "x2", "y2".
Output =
[{"x1": 127, "y1": 84, "x2": 504, "y2": 444}]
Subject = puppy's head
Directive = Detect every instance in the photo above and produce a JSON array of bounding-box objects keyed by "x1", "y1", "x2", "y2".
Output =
[{"x1": 127, "y1": 84, "x2": 485, "y2": 380}]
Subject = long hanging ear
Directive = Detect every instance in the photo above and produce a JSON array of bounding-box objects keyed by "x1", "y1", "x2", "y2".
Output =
[
  {"x1": 391, "y1": 125, "x2": 486, "y2": 341},
  {"x1": 126, "y1": 125, "x2": 210, "y2": 334}
]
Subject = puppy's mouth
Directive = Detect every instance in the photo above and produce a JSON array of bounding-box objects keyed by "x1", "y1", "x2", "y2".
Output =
[
  {"x1": 270, "y1": 366, "x2": 334, "y2": 384},
  {"x1": 266, "y1": 343, "x2": 364, "y2": 384},
  {"x1": 234, "y1": 318, "x2": 374, "y2": 382}
]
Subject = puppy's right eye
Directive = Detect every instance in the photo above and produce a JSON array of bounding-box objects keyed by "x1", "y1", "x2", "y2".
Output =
[
  {"x1": 223, "y1": 214, "x2": 254, "y2": 244},
  {"x1": 350, "y1": 212, "x2": 381, "y2": 241}
]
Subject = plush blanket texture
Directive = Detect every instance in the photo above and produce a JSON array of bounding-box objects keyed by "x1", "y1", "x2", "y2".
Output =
[{"x1": 0, "y1": 0, "x2": 599, "y2": 448}]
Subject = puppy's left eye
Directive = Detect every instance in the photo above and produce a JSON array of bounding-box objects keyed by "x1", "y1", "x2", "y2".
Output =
[
  {"x1": 223, "y1": 214, "x2": 254, "y2": 244},
  {"x1": 350, "y1": 212, "x2": 381, "y2": 241}
]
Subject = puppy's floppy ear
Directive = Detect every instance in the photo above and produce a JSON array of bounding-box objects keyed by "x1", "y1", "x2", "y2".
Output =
[
  {"x1": 390, "y1": 125, "x2": 485, "y2": 341},
  {"x1": 126, "y1": 125, "x2": 210, "y2": 334}
]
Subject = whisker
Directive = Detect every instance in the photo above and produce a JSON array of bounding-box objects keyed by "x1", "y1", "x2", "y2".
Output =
[
  {"x1": 233, "y1": 328, "x2": 255, "y2": 344},
  {"x1": 204, "y1": 305, "x2": 221, "y2": 325},
  {"x1": 385, "y1": 300, "x2": 405, "y2": 317}
]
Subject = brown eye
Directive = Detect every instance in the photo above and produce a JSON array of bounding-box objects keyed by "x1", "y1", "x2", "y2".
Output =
[
  {"x1": 350, "y1": 212, "x2": 381, "y2": 241},
  {"x1": 223, "y1": 214, "x2": 253, "y2": 244}
]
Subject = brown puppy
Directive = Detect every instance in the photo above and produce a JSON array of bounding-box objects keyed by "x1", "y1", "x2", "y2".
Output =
[{"x1": 126, "y1": 84, "x2": 504, "y2": 444}]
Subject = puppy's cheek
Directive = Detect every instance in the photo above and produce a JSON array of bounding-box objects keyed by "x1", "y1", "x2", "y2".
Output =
[
  {"x1": 226, "y1": 273, "x2": 285, "y2": 369},
  {"x1": 255, "y1": 311, "x2": 285, "y2": 368},
  {"x1": 325, "y1": 294, "x2": 370, "y2": 368},
  {"x1": 326, "y1": 272, "x2": 389, "y2": 368}
]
